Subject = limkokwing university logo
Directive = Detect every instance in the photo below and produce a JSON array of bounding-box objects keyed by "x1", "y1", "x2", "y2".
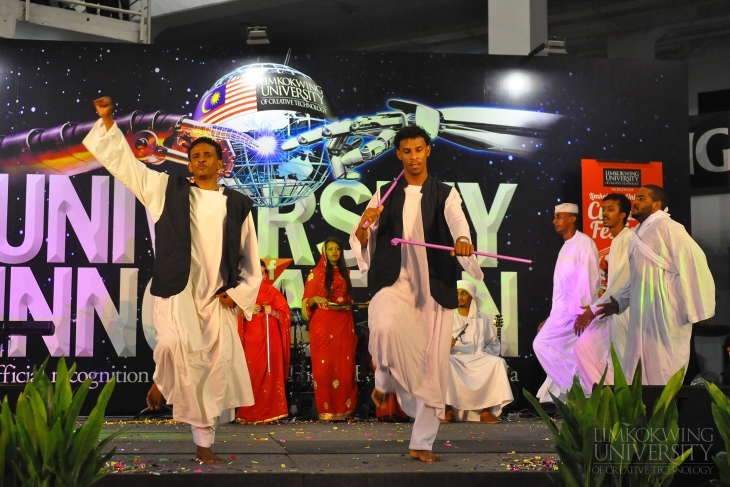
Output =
[{"x1": 603, "y1": 169, "x2": 641, "y2": 187}]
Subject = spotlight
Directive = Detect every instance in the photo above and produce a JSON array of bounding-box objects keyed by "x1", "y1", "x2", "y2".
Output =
[
  {"x1": 247, "y1": 26, "x2": 270, "y2": 45},
  {"x1": 504, "y1": 72, "x2": 531, "y2": 97}
]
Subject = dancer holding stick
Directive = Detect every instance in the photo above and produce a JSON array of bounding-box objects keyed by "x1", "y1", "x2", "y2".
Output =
[{"x1": 350, "y1": 125, "x2": 483, "y2": 462}]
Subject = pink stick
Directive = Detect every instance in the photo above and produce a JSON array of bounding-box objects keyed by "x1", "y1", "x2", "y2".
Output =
[
  {"x1": 391, "y1": 238, "x2": 533, "y2": 264},
  {"x1": 362, "y1": 169, "x2": 405, "y2": 229}
]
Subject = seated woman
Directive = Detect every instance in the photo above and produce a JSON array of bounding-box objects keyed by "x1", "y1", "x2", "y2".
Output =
[{"x1": 302, "y1": 237, "x2": 358, "y2": 422}]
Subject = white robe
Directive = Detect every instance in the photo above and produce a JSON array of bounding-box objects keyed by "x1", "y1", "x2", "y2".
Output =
[
  {"x1": 446, "y1": 301, "x2": 513, "y2": 417},
  {"x1": 612, "y1": 210, "x2": 715, "y2": 385},
  {"x1": 83, "y1": 119, "x2": 261, "y2": 429},
  {"x1": 350, "y1": 185, "x2": 483, "y2": 449},
  {"x1": 575, "y1": 226, "x2": 632, "y2": 388},
  {"x1": 534, "y1": 231, "x2": 600, "y2": 402}
]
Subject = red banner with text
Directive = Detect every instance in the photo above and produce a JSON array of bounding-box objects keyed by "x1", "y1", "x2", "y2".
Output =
[{"x1": 581, "y1": 159, "x2": 663, "y2": 290}]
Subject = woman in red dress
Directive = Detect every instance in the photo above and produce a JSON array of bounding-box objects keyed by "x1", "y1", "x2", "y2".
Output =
[
  {"x1": 236, "y1": 261, "x2": 291, "y2": 423},
  {"x1": 302, "y1": 237, "x2": 358, "y2": 422}
]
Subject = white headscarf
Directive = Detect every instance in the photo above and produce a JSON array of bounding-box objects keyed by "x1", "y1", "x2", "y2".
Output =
[{"x1": 457, "y1": 280, "x2": 476, "y2": 299}]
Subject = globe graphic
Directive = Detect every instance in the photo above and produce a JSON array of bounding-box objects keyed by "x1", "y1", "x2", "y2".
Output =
[{"x1": 194, "y1": 63, "x2": 332, "y2": 208}]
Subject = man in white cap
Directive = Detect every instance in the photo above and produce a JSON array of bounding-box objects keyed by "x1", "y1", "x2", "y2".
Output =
[
  {"x1": 596, "y1": 185, "x2": 715, "y2": 385},
  {"x1": 443, "y1": 280, "x2": 513, "y2": 423},
  {"x1": 533, "y1": 203, "x2": 600, "y2": 402},
  {"x1": 573, "y1": 193, "x2": 633, "y2": 389}
]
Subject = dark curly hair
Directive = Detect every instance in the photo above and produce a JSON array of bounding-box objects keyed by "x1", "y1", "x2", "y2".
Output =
[
  {"x1": 603, "y1": 193, "x2": 631, "y2": 225},
  {"x1": 394, "y1": 125, "x2": 431, "y2": 150},
  {"x1": 187, "y1": 137, "x2": 223, "y2": 161}
]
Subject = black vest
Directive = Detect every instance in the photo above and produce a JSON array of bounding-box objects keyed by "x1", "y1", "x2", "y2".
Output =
[
  {"x1": 369, "y1": 175, "x2": 460, "y2": 309},
  {"x1": 150, "y1": 176, "x2": 254, "y2": 298}
]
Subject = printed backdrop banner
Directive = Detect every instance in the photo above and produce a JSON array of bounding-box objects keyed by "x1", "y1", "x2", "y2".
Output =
[
  {"x1": 581, "y1": 159, "x2": 664, "y2": 289},
  {"x1": 689, "y1": 112, "x2": 730, "y2": 193},
  {"x1": 0, "y1": 41, "x2": 689, "y2": 414}
]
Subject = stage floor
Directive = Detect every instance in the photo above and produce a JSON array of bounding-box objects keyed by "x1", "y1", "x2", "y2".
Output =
[{"x1": 96, "y1": 417, "x2": 560, "y2": 486}]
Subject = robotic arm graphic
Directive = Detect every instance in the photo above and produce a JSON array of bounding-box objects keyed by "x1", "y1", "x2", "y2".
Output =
[
  {"x1": 0, "y1": 111, "x2": 258, "y2": 176},
  {"x1": 281, "y1": 99, "x2": 563, "y2": 179}
]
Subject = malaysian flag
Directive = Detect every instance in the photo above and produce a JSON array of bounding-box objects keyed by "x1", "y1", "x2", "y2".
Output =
[{"x1": 196, "y1": 75, "x2": 258, "y2": 125}]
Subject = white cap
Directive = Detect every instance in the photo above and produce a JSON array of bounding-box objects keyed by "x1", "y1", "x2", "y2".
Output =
[
  {"x1": 555, "y1": 203, "x2": 579, "y2": 214},
  {"x1": 456, "y1": 280, "x2": 477, "y2": 299}
]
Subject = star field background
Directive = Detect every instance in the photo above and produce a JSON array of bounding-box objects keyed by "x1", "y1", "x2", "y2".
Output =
[{"x1": 0, "y1": 40, "x2": 688, "y2": 413}]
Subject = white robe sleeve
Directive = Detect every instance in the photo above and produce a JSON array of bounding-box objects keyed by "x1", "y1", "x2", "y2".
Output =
[
  {"x1": 669, "y1": 225, "x2": 715, "y2": 324},
  {"x1": 571, "y1": 237, "x2": 600, "y2": 315},
  {"x1": 590, "y1": 232, "x2": 631, "y2": 314},
  {"x1": 480, "y1": 314, "x2": 501, "y2": 356},
  {"x1": 349, "y1": 190, "x2": 381, "y2": 274},
  {"x1": 607, "y1": 277, "x2": 632, "y2": 315},
  {"x1": 226, "y1": 213, "x2": 263, "y2": 321},
  {"x1": 445, "y1": 188, "x2": 484, "y2": 281},
  {"x1": 82, "y1": 119, "x2": 168, "y2": 222}
]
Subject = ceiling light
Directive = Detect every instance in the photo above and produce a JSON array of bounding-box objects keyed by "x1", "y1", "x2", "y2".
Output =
[
  {"x1": 545, "y1": 37, "x2": 567, "y2": 55},
  {"x1": 247, "y1": 27, "x2": 269, "y2": 45}
]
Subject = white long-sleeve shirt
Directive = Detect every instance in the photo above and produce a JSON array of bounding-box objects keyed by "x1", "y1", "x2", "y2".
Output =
[{"x1": 83, "y1": 119, "x2": 261, "y2": 427}]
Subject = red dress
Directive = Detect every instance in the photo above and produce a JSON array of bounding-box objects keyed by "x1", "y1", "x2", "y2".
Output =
[
  {"x1": 236, "y1": 280, "x2": 291, "y2": 423},
  {"x1": 302, "y1": 256, "x2": 358, "y2": 421}
]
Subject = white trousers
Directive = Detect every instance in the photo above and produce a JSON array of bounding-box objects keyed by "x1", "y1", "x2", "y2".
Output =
[
  {"x1": 376, "y1": 369, "x2": 441, "y2": 451},
  {"x1": 533, "y1": 312, "x2": 580, "y2": 401},
  {"x1": 191, "y1": 409, "x2": 234, "y2": 447}
]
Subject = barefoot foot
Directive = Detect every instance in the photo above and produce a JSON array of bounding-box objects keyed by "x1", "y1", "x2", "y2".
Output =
[
  {"x1": 410, "y1": 449, "x2": 442, "y2": 462},
  {"x1": 195, "y1": 446, "x2": 224, "y2": 463},
  {"x1": 441, "y1": 406, "x2": 454, "y2": 423},
  {"x1": 371, "y1": 388, "x2": 391, "y2": 409}
]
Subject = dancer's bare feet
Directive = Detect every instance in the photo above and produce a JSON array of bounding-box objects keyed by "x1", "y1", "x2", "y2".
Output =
[
  {"x1": 195, "y1": 446, "x2": 224, "y2": 463},
  {"x1": 480, "y1": 409, "x2": 500, "y2": 423},
  {"x1": 371, "y1": 388, "x2": 391, "y2": 409},
  {"x1": 146, "y1": 383, "x2": 164, "y2": 410},
  {"x1": 441, "y1": 405, "x2": 454, "y2": 423},
  {"x1": 410, "y1": 449, "x2": 442, "y2": 462}
]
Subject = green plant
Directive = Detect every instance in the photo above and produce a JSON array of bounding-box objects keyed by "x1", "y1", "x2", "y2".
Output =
[
  {"x1": 0, "y1": 358, "x2": 118, "y2": 487},
  {"x1": 704, "y1": 381, "x2": 730, "y2": 486},
  {"x1": 524, "y1": 346, "x2": 692, "y2": 487}
]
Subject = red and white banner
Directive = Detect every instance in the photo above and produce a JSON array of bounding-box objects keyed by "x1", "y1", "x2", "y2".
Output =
[{"x1": 581, "y1": 159, "x2": 663, "y2": 290}]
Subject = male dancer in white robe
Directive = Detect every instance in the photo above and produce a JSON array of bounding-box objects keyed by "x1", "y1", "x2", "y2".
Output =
[
  {"x1": 85, "y1": 97, "x2": 261, "y2": 463},
  {"x1": 350, "y1": 125, "x2": 483, "y2": 462},
  {"x1": 443, "y1": 280, "x2": 513, "y2": 423},
  {"x1": 597, "y1": 185, "x2": 715, "y2": 385},
  {"x1": 573, "y1": 193, "x2": 632, "y2": 389},
  {"x1": 534, "y1": 204, "x2": 601, "y2": 402}
]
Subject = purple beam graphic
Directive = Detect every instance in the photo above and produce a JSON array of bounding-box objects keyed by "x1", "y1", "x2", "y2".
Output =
[
  {"x1": 390, "y1": 238, "x2": 533, "y2": 264},
  {"x1": 362, "y1": 169, "x2": 405, "y2": 229}
]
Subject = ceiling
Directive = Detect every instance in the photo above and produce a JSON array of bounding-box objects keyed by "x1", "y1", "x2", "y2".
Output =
[{"x1": 151, "y1": 0, "x2": 730, "y2": 59}]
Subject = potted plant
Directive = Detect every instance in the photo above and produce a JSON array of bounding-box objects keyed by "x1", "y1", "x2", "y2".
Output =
[
  {"x1": 525, "y1": 347, "x2": 692, "y2": 486},
  {"x1": 704, "y1": 381, "x2": 730, "y2": 485},
  {"x1": 0, "y1": 357, "x2": 118, "y2": 487}
]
